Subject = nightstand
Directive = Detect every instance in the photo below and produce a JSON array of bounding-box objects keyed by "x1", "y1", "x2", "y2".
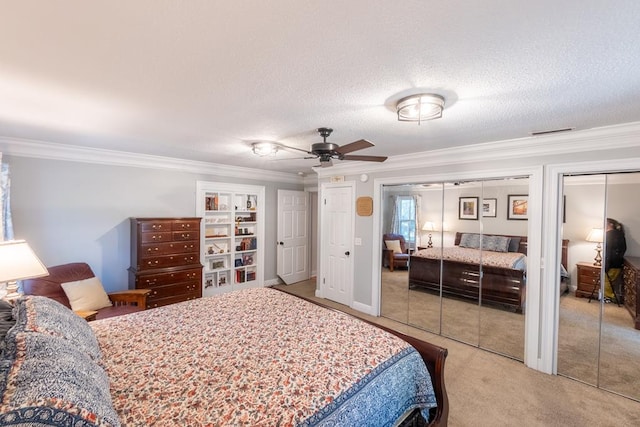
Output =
[{"x1": 576, "y1": 262, "x2": 601, "y2": 298}]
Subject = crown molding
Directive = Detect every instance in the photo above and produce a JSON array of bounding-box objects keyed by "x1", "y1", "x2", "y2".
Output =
[
  {"x1": 0, "y1": 137, "x2": 303, "y2": 184},
  {"x1": 3, "y1": 120, "x2": 640, "y2": 183},
  {"x1": 316, "y1": 121, "x2": 640, "y2": 178}
]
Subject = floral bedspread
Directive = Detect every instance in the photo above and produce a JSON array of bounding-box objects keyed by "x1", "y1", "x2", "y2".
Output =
[
  {"x1": 90, "y1": 288, "x2": 436, "y2": 426},
  {"x1": 414, "y1": 246, "x2": 527, "y2": 270}
]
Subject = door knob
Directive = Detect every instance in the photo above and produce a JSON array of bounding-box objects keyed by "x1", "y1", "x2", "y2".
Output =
[
  {"x1": 345, "y1": 251, "x2": 350, "y2": 256},
  {"x1": 279, "y1": 241, "x2": 284, "y2": 245}
]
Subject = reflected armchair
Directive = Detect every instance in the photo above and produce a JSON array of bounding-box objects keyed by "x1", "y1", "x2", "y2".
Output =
[
  {"x1": 22, "y1": 262, "x2": 150, "y2": 320},
  {"x1": 383, "y1": 233, "x2": 410, "y2": 272}
]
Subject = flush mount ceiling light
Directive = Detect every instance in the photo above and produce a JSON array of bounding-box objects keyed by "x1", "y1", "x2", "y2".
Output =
[
  {"x1": 396, "y1": 93, "x2": 445, "y2": 123},
  {"x1": 251, "y1": 142, "x2": 278, "y2": 156}
]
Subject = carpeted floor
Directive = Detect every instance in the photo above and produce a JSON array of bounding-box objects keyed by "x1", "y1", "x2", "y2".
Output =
[{"x1": 274, "y1": 278, "x2": 640, "y2": 427}]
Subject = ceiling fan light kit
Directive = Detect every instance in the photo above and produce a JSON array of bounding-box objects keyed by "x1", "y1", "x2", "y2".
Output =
[
  {"x1": 251, "y1": 142, "x2": 278, "y2": 156},
  {"x1": 396, "y1": 93, "x2": 445, "y2": 123}
]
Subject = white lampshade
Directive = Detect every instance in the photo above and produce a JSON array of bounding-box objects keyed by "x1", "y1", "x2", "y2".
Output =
[
  {"x1": 586, "y1": 228, "x2": 604, "y2": 243},
  {"x1": 422, "y1": 221, "x2": 436, "y2": 232},
  {"x1": 0, "y1": 240, "x2": 49, "y2": 283}
]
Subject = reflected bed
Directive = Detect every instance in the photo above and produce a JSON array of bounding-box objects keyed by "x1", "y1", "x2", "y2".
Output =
[{"x1": 409, "y1": 233, "x2": 569, "y2": 312}]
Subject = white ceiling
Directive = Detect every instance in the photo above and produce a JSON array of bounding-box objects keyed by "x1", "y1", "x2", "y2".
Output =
[{"x1": 1, "y1": 1, "x2": 639, "y2": 175}]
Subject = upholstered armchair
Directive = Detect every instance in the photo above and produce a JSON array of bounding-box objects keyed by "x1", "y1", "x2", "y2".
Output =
[
  {"x1": 22, "y1": 262, "x2": 150, "y2": 320},
  {"x1": 383, "y1": 233, "x2": 410, "y2": 272}
]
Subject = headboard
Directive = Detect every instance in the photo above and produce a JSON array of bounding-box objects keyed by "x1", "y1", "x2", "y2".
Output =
[{"x1": 453, "y1": 232, "x2": 570, "y2": 269}]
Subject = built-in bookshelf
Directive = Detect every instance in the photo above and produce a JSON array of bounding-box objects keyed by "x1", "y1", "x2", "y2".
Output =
[{"x1": 196, "y1": 181, "x2": 265, "y2": 296}]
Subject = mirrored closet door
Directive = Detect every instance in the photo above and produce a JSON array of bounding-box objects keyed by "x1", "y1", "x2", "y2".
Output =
[
  {"x1": 559, "y1": 172, "x2": 640, "y2": 401},
  {"x1": 381, "y1": 176, "x2": 530, "y2": 361}
]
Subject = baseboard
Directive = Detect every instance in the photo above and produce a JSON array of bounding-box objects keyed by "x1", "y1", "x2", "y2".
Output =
[
  {"x1": 264, "y1": 278, "x2": 283, "y2": 286},
  {"x1": 352, "y1": 300, "x2": 376, "y2": 316}
]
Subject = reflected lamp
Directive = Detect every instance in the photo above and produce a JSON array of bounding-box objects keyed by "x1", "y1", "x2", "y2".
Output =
[
  {"x1": 422, "y1": 221, "x2": 436, "y2": 248},
  {"x1": 585, "y1": 228, "x2": 604, "y2": 267}
]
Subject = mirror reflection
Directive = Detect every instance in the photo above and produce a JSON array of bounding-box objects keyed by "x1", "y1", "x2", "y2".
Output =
[
  {"x1": 381, "y1": 177, "x2": 530, "y2": 361},
  {"x1": 559, "y1": 172, "x2": 640, "y2": 401}
]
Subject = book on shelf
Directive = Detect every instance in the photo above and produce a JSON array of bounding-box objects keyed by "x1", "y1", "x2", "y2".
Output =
[{"x1": 236, "y1": 270, "x2": 246, "y2": 283}]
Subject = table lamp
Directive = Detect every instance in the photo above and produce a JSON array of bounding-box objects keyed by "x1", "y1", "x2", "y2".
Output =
[
  {"x1": 422, "y1": 221, "x2": 435, "y2": 248},
  {"x1": 585, "y1": 228, "x2": 604, "y2": 267},
  {"x1": 0, "y1": 240, "x2": 48, "y2": 299}
]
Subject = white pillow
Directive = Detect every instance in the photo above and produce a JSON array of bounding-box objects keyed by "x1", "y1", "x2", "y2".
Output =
[
  {"x1": 61, "y1": 277, "x2": 112, "y2": 312},
  {"x1": 385, "y1": 240, "x2": 402, "y2": 254}
]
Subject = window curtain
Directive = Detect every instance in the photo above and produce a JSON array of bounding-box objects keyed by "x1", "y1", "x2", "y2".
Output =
[
  {"x1": 1, "y1": 155, "x2": 14, "y2": 241},
  {"x1": 387, "y1": 195, "x2": 399, "y2": 234}
]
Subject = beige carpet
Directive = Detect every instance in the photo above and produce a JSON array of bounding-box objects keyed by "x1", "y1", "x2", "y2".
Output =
[
  {"x1": 274, "y1": 279, "x2": 640, "y2": 427},
  {"x1": 558, "y1": 292, "x2": 640, "y2": 398}
]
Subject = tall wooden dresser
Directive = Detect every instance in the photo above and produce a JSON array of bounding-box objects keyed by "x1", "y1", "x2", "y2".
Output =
[
  {"x1": 129, "y1": 217, "x2": 203, "y2": 309},
  {"x1": 623, "y1": 256, "x2": 640, "y2": 330}
]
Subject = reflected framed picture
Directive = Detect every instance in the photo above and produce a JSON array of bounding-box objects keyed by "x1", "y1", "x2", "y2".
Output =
[
  {"x1": 508, "y1": 194, "x2": 529, "y2": 220},
  {"x1": 482, "y1": 198, "x2": 497, "y2": 218},
  {"x1": 458, "y1": 197, "x2": 479, "y2": 220}
]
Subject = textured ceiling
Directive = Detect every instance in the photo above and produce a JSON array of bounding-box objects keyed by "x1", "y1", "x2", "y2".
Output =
[{"x1": 1, "y1": 1, "x2": 639, "y2": 174}]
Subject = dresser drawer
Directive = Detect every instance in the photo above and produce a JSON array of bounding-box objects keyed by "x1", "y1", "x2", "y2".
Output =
[
  {"x1": 140, "y1": 232, "x2": 173, "y2": 243},
  {"x1": 172, "y1": 230, "x2": 200, "y2": 241},
  {"x1": 146, "y1": 281, "x2": 200, "y2": 303},
  {"x1": 139, "y1": 220, "x2": 173, "y2": 232},
  {"x1": 147, "y1": 292, "x2": 200, "y2": 309},
  {"x1": 578, "y1": 271, "x2": 600, "y2": 286},
  {"x1": 172, "y1": 219, "x2": 200, "y2": 231},
  {"x1": 134, "y1": 267, "x2": 202, "y2": 288},
  {"x1": 138, "y1": 254, "x2": 200, "y2": 270},
  {"x1": 139, "y1": 254, "x2": 199, "y2": 270},
  {"x1": 141, "y1": 241, "x2": 199, "y2": 256}
]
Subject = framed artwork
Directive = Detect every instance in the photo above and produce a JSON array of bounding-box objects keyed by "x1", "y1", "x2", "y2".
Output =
[
  {"x1": 482, "y1": 198, "x2": 497, "y2": 218},
  {"x1": 507, "y1": 194, "x2": 529, "y2": 220},
  {"x1": 458, "y1": 197, "x2": 479, "y2": 220}
]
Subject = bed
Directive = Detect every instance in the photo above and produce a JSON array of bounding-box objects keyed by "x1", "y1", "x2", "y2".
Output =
[
  {"x1": 409, "y1": 232, "x2": 569, "y2": 312},
  {"x1": 0, "y1": 288, "x2": 448, "y2": 426}
]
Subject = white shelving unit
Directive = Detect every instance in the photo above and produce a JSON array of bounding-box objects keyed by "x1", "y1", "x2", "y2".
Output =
[{"x1": 196, "y1": 181, "x2": 265, "y2": 297}]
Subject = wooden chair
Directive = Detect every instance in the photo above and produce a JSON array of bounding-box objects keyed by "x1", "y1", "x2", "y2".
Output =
[
  {"x1": 383, "y1": 233, "x2": 410, "y2": 272},
  {"x1": 22, "y1": 262, "x2": 150, "y2": 320}
]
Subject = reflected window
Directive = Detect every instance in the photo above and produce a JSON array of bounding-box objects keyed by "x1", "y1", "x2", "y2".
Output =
[{"x1": 395, "y1": 196, "x2": 416, "y2": 244}]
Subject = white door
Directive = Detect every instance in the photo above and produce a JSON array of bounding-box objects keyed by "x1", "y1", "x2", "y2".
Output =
[
  {"x1": 277, "y1": 190, "x2": 310, "y2": 284},
  {"x1": 321, "y1": 185, "x2": 354, "y2": 306}
]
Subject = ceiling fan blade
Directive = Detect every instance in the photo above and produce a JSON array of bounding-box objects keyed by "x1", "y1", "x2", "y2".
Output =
[
  {"x1": 335, "y1": 139, "x2": 374, "y2": 154},
  {"x1": 278, "y1": 144, "x2": 314, "y2": 155},
  {"x1": 342, "y1": 154, "x2": 388, "y2": 162}
]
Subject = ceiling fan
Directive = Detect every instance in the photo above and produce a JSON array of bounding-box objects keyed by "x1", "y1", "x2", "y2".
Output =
[{"x1": 255, "y1": 128, "x2": 388, "y2": 168}]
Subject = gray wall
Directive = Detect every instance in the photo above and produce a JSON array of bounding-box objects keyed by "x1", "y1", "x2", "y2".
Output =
[{"x1": 6, "y1": 155, "x2": 302, "y2": 292}]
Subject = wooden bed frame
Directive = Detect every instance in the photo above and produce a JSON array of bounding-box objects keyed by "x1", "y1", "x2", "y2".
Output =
[
  {"x1": 408, "y1": 233, "x2": 569, "y2": 313},
  {"x1": 278, "y1": 289, "x2": 449, "y2": 426}
]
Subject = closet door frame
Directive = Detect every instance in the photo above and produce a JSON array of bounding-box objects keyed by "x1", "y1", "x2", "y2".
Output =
[{"x1": 543, "y1": 157, "x2": 640, "y2": 374}]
